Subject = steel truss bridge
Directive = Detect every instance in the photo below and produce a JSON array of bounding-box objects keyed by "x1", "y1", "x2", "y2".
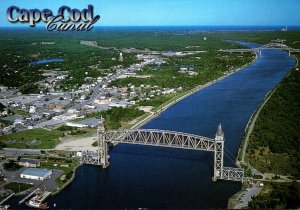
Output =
[
  {"x1": 80, "y1": 120, "x2": 244, "y2": 182},
  {"x1": 219, "y1": 43, "x2": 300, "y2": 56}
]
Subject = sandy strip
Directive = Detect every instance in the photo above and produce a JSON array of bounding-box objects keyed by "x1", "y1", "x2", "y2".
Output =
[{"x1": 55, "y1": 136, "x2": 98, "y2": 152}]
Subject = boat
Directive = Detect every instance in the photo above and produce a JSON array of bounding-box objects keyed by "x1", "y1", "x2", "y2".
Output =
[
  {"x1": 26, "y1": 199, "x2": 49, "y2": 209},
  {"x1": 25, "y1": 190, "x2": 49, "y2": 209},
  {"x1": 0, "y1": 205, "x2": 10, "y2": 210}
]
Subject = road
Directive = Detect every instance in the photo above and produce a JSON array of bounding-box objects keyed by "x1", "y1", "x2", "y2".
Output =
[
  {"x1": 234, "y1": 183, "x2": 262, "y2": 209},
  {"x1": 59, "y1": 70, "x2": 124, "y2": 112}
]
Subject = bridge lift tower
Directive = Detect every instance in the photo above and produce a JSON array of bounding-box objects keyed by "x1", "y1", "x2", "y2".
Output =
[{"x1": 213, "y1": 124, "x2": 224, "y2": 181}]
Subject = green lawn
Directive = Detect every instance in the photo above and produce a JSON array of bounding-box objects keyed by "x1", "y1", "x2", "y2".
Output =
[
  {"x1": 0, "y1": 128, "x2": 64, "y2": 149},
  {"x1": 4, "y1": 182, "x2": 33, "y2": 193},
  {"x1": 13, "y1": 109, "x2": 29, "y2": 116},
  {"x1": 122, "y1": 112, "x2": 152, "y2": 129}
]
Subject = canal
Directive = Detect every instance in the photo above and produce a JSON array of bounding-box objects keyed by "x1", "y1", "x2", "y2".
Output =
[{"x1": 9, "y1": 42, "x2": 296, "y2": 208}]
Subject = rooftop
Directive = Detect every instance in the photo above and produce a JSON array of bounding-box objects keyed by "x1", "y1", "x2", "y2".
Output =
[
  {"x1": 21, "y1": 168, "x2": 52, "y2": 177},
  {"x1": 19, "y1": 158, "x2": 40, "y2": 164},
  {"x1": 76, "y1": 117, "x2": 99, "y2": 127}
]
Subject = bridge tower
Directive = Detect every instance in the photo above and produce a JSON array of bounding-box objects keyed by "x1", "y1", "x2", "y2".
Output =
[
  {"x1": 98, "y1": 116, "x2": 110, "y2": 168},
  {"x1": 213, "y1": 124, "x2": 224, "y2": 181}
]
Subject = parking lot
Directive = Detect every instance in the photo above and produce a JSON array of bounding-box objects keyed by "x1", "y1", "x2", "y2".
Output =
[
  {"x1": 235, "y1": 183, "x2": 262, "y2": 209},
  {"x1": 0, "y1": 163, "x2": 63, "y2": 192}
]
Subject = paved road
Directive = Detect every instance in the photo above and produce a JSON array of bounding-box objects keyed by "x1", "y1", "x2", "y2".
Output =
[
  {"x1": 235, "y1": 184, "x2": 261, "y2": 209},
  {"x1": 69, "y1": 71, "x2": 123, "y2": 111},
  {"x1": 2, "y1": 148, "x2": 41, "y2": 155}
]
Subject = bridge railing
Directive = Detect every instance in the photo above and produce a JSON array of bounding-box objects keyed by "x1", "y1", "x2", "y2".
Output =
[
  {"x1": 101, "y1": 129, "x2": 215, "y2": 152},
  {"x1": 222, "y1": 167, "x2": 244, "y2": 182},
  {"x1": 79, "y1": 124, "x2": 245, "y2": 182},
  {"x1": 219, "y1": 43, "x2": 300, "y2": 54}
]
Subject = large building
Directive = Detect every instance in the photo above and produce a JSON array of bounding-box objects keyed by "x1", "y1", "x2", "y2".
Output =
[
  {"x1": 20, "y1": 168, "x2": 52, "y2": 181},
  {"x1": 66, "y1": 117, "x2": 99, "y2": 128}
]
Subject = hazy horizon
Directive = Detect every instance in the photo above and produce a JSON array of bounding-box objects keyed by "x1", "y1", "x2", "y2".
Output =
[{"x1": 1, "y1": 0, "x2": 300, "y2": 27}]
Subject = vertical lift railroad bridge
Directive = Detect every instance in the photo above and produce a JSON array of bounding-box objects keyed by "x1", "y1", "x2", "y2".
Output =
[{"x1": 80, "y1": 118, "x2": 244, "y2": 182}]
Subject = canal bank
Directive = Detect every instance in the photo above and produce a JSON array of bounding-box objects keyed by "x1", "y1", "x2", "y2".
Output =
[
  {"x1": 131, "y1": 52, "x2": 259, "y2": 129},
  {"x1": 51, "y1": 163, "x2": 81, "y2": 196},
  {"x1": 230, "y1": 54, "x2": 299, "y2": 209},
  {"x1": 238, "y1": 53, "x2": 298, "y2": 166}
]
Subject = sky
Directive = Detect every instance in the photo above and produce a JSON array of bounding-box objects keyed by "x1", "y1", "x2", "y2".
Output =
[{"x1": 0, "y1": 0, "x2": 300, "y2": 27}]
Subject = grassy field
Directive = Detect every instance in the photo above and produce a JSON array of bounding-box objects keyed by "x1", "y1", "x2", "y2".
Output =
[
  {"x1": 0, "y1": 126, "x2": 100, "y2": 149},
  {"x1": 0, "y1": 128, "x2": 63, "y2": 149},
  {"x1": 4, "y1": 182, "x2": 33, "y2": 193}
]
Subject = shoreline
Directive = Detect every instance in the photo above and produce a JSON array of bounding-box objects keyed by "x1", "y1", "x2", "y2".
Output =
[
  {"x1": 51, "y1": 163, "x2": 81, "y2": 196},
  {"x1": 237, "y1": 53, "x2": 298, "y2": 165},
  {"x1": 229, "y1": 54, "x2": 298, "y2": 209},
  {"x1": 131, "y1": 52, "x2": 258, "y2": 129}
]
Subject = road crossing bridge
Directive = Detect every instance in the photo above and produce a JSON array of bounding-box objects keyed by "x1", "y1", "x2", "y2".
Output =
[{"x1": 219, "y1": 43, "x2": 300, "y2": 56}]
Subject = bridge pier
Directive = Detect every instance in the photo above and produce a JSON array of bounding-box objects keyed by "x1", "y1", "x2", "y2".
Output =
[{"x1": 98, "y1": 116, "x2": 110, "y2": 169}]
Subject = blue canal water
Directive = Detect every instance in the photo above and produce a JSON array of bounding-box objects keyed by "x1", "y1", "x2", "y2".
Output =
[
  {"x1": 9, "y1": 42, "x2": 295, "y2": 209},
  {"x1": 30, "y1": 58, "x2": 64, "y2": 65}
]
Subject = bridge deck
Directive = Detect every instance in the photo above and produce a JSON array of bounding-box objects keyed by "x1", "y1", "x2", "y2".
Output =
[
  {"x1": 101, "y1": 129, "x2": 215, "y2": 152},
  {"x1": 221, "y1": 43, "x2": 300, "y2": 53}
]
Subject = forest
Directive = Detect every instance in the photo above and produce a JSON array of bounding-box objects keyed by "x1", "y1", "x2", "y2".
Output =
[
  {"x1": 248, "y1": 182, "x2": 300, "y2": 209},
  {"x1": 0, "y1": 28, "x2": 251, "y2": 91},
  {"x1": 246, "y1": 55, "x2": 300, "y2": 178},
  {"x1": 110, "y1": 51, "x2": 254, "y2": 90},
  {"x1": 85, "y1": 107, "x2": 145, "y2": 130}
]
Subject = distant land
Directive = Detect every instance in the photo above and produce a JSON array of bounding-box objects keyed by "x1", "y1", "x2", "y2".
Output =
[{"x1": 1, "y1": 25, "x2": 300, "y2": 31}]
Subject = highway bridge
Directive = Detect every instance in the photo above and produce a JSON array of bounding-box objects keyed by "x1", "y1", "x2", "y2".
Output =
[
  {"x1": 80, "y1": 118, "x2": 244, "y2": 182},
  {"x1": 219, "y1": 43, "x2": 300, "y2": 56}
]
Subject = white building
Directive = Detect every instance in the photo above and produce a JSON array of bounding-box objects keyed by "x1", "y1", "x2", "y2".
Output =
[
  {"x1": 29, "y1": 106, "x2": 36, "y2": 114},
  {"x1": 119, "y1": 53, "x2": 123, "y2": 62},
  {"x1": 20, "y1": 168, "x2": 52, "y2": 180},
  {"x1": 109, "y1": 103, "x2": 127, "y2": 108}
]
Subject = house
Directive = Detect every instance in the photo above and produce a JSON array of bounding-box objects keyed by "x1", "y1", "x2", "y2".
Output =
[
  {"x1": 18, "y1": 158, "x2": 40, "y2": 168},
  {"x1": 29, "y1": 106, "x2": 36, "y2": 114}
]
